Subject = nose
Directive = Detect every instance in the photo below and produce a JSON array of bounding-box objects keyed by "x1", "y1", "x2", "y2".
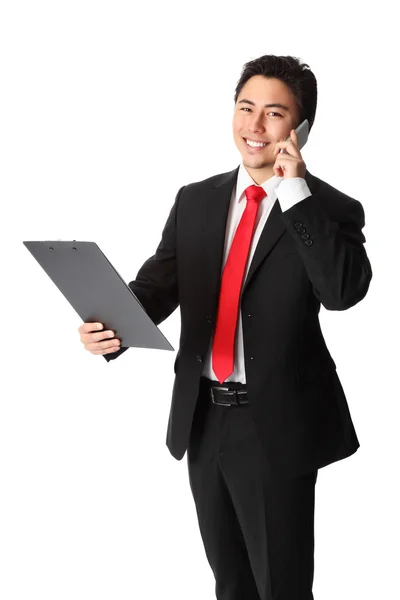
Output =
[{"x1": 248, "y1": 112, "x2": 266, "y2": 134}]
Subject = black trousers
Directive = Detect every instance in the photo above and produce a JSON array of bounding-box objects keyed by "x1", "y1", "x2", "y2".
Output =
[{"x1": 187, "y1": 377, "x2": 318, "y2": 600}]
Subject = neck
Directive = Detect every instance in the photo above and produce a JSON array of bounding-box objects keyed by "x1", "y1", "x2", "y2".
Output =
[{"x1": 243, "y1": 164, "x2": 277, "y2": 186}]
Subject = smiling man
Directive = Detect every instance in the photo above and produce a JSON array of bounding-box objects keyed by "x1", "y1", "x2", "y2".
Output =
[
  {"x1": 85, "y1": 54, "x2": 373, "y2": 600},
  {"x1": 233, "y1": 74, "x2": 304, "y2": 182}
]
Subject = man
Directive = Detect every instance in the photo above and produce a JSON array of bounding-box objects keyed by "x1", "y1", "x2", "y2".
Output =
[{"x1": 79, "y1": 54, "x2": 372, "y2": 599}]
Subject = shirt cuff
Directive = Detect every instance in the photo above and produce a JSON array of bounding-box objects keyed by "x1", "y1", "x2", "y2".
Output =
[{"x1": 276, "y1": 178, "x2": 312, "y2": 212}]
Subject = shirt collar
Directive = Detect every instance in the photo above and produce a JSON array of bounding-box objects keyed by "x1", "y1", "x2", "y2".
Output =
[{"x1": 235, "y1": 162, "x2": 283, "y2": 204}]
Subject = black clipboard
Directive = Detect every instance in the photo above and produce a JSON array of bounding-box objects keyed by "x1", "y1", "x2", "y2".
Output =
[{"x1": 23, "y1": 240, "x2": 174, "y2": 351}]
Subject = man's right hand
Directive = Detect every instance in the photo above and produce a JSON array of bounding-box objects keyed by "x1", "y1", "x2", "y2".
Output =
[{"x1": 78, "y1": 322, "x2": 121, "y2": 355}]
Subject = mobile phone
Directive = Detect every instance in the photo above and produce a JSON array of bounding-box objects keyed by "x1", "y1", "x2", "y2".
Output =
[{"x1": 279, "y1": 118, "x2": 309, "y2": 153}]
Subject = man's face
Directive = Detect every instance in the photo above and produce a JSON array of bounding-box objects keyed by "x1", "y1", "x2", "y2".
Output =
[{"x1": 232, "y1": 75, "x2": 302, "y2": 183}]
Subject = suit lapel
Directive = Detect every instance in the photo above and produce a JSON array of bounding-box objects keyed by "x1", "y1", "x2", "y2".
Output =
[
  {"x1": 242, "y1": 195, "x2": 286, "y2": 294},
  {"x1": 201, "y1": 167, "x2": 238, "y2": 301},
  {"x1": 202, "y1": 166, "x2": 320, "y2": 299}
]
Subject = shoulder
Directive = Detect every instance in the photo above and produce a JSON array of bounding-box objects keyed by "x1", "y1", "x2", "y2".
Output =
[
  {"x1": 180, "y1": 167, "x2": 239, "y2": 196},
  {"x1": 306, "y1": 171, "x2": 366, "y2": 226}
]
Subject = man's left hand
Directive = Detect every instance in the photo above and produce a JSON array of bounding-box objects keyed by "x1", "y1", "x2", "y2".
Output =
[{"x1": 273, "y1": 129, "x2": 306, "y2": 179}]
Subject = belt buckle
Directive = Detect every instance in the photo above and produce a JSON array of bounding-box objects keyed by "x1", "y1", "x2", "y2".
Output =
[{"x1": 210, "y1": 386, "x2": 237, "y2": 406}]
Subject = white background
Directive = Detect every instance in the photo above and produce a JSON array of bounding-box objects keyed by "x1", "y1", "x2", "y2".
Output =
[{"x1": 1, "y1": 1, "x2": 398, "y2": 599}]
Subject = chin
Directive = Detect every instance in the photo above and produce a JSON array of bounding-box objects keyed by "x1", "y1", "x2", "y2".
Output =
[{"x1": 243, "y1": 158, "x2": 269, "y2": 169}]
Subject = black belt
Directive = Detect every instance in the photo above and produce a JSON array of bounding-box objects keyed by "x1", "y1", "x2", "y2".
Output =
[{"x1": 200, "y1": 378, "x2": 249, "y2": 406}]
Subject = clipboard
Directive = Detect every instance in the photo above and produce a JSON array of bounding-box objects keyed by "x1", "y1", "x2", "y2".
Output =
[{"x1": 23, "y1": 240, "x2": 174, "y2": 351}]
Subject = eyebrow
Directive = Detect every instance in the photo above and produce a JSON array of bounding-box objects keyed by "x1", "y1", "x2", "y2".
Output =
[{"x1": 238, "y1": 99, "x2": 290, "y2": 111}]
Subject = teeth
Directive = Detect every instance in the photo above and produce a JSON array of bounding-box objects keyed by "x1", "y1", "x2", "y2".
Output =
[{"x1": 246, "y1": 139, "x2": 268, "y2": 148}]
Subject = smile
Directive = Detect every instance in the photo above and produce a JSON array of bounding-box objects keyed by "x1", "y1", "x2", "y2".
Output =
[{"x1": 243, "y1": 138, "x2": 270, "y2": 149}]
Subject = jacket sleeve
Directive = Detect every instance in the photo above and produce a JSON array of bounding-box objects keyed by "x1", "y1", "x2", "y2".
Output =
[
  {"x1": 279, "y1": 190, "x2": 373, "y2": 311},
  {"x1": 104, "y1": 185, "x2": 184, "y2": 362}
]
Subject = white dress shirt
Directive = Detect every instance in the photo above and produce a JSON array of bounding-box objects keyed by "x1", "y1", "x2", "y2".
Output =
[{"x1": 202, "y1": 162, "x2": 312, "y2": 383}]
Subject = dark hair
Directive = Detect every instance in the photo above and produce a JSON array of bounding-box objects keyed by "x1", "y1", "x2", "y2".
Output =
[{"x1": 234, "y1": 55, "x2": 317, "y2": 132}]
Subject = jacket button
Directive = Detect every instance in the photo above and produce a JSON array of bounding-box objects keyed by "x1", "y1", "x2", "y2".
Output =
[
  {"x1": 298, "y1": 227, "x2": 306, "y2": 234},
  {"x1": 300, "y1": 233, "x2": 310, "y2": 239},
  {"x1": 247, "y1": 314, "x2": 252, "y2": 318},
  {"x1": 196, "y1": 355, "x2": 204, "y2": 362},
  {"x1": 305, "y1": 239, "x2": 313, "y2": 246},
  {"x1": 206, "y1": 316, "x2": 212, "y2": 323},
  {"x1": 250, "y1": 356, "x2": 255, "y2": 360},
  {"x1": 294, "y1": 221, "x2": 303, "y2": 228}
]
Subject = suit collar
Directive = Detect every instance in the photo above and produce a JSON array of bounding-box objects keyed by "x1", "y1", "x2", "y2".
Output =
[{"x1": 235, "y1": 164, "x2": 284, "y2": 205}]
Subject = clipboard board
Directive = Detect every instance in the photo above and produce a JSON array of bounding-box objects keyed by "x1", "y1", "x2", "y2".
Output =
[{"x1": 23, "y1": 240, "x2": 174, "y2": 351}]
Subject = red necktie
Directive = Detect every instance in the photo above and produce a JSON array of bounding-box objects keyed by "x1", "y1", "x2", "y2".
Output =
[{"x1": 212, "y1": 184, "x2": 267, "y2": 384}]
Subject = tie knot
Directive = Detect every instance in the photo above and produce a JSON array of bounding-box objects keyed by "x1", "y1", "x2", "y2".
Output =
[{"x1": 245, "y1": 185, "x2": 267, "y2": 204}]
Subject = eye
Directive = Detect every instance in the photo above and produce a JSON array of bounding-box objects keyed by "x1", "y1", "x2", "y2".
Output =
[{"x1": 239, "y1": 108, "x2": 282, "y2": 117}]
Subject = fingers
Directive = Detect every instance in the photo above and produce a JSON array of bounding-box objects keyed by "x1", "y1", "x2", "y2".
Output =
[
  {"x1": 273, "y1": 153, "x2": 294, "y2": 177},
  {"x1": 89, "y1": 341, "x2": 121, "y2": 355},
  {"x1": 85, "y1": 337, "x2": 121, "y2": 354},
  {"x1": 273, "y1": 155, "x2": 294, "y2": 175},
  {"x1": 78, "y1": 321, "x2": 121, "y2": 355},
  {"x1": 274, "y1": 130, "x2": 300, "y2": 156},
  {"x1": 274, "y1": 154, "x2": 295, "y2": 164},
  {"x1": 273, "y1": 140, "x2": 299, "y2": 156},
  {"x1": 81, "y1": 329, "x2": 116, "y2": 344},
  {"x1": 273, "y1": 164, "x2": 284, "y2": 177},
  {"x1": 78, "y1": 322, "x2": 103, "y2": 335}
]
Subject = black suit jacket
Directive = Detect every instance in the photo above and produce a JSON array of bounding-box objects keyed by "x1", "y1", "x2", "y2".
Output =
[{"x1": 105, "y1": 166, "x2": 373, "y2": 477}]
